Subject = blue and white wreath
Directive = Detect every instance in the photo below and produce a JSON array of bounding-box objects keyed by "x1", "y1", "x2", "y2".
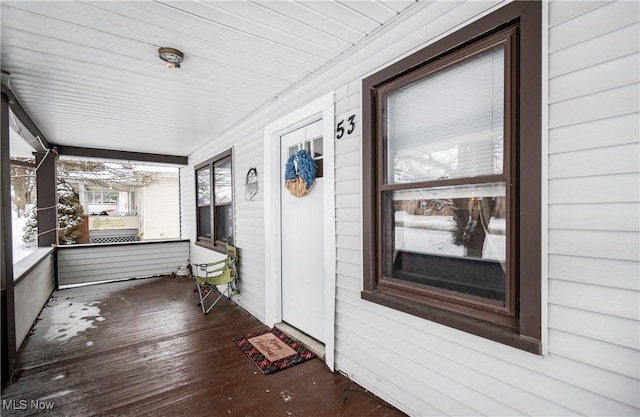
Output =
[{"x1": 284, "y1": 150, "x2": 316, "y2": 197}]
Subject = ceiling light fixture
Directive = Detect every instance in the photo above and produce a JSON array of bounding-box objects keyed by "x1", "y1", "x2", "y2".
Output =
[{"x1": 158, "y1": 47, "x2": 184, "y2": 69}]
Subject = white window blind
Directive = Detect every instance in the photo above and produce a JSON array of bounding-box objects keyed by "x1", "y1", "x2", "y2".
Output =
[{"x1": 386, "y1": 45, "x2": 505, "y2": 184}]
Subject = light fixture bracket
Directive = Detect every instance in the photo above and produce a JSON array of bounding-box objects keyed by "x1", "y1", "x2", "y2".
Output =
[{"x1": 158, "y1": 47, "x2": 184, "y2": 68}]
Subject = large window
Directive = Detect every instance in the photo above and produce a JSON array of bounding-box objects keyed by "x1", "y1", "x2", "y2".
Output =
[
  {"x1": 195, "y1": 149, "x2": 233, "y2": 251},
  {"x1": 362, "y1": 2, "x2": 541, "y2": 353},
  {"x1": 86, "y1": 190, "x2": 119, "y2": 204}
]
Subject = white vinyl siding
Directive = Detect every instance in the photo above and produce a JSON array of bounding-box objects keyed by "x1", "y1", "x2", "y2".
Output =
[
  {"x1": 13, "y1": 249, "x2": 55, "y2": 349},
  {"x1": 140, "y1": 175, "x2": 180, "y2": 240},
  {"x1": 180, "y1": 1, "x2": 639, "y2": 415},
  {"x1": 547, "y1": 0, "x2": 640, "y2": 410},
  {"x1": 57, "y1": 240, "x2": 189, "y2": 286}
]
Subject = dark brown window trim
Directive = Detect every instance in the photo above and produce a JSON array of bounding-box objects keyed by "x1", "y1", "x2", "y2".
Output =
[
  {"x1": 361, "y1": 290, "x2": 541, "y2": 353},
  {"x1": 195, "y1": 148, "x2": 233, "y2": 252},
  {"x1": 2, "y1": 84, "x2": 51, "y2": 152},
  {"x1": 194, "y1": 239, "x2": 228, "y2": 254},
  {"x1": 362, "y1": 1, "x2": 541, "y2": 354}
]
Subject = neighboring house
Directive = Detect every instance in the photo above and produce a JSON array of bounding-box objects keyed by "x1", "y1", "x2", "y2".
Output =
[
  {"x1": 183, "y1": 2, "x2": 639, "y2": 416},
  {"x1": 75, "y1": 170, "x2": 180, "y2": 242}
]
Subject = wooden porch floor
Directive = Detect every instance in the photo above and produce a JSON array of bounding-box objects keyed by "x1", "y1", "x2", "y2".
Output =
[{"x1": 1, "y1": 277, "x2": 406, "y2": 417}]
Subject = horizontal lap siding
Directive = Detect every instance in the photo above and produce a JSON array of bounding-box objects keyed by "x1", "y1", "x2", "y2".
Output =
[
  {"x1": 141, "y1": 176, "x2": 180, "y2": 240},
  {"x1": 179, "y1": 167, "x2": 194, "y2": 242},
  {"x1": 546, "y1": 1, "x2": 640, "y2": 415},
  {"x1": 57, "y1": 241, "x2": 189, "y2": 286}
]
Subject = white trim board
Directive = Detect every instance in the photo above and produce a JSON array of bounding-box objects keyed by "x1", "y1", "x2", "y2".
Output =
[{"x1": 263, "y1": 91, "x2": 337, "y2": 371}]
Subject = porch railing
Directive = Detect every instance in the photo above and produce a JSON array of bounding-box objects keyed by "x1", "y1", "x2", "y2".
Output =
[
  {"x1": 10, "y1": 239, "x2": 190, "y2": 354},
  {"x1": 13, "y1": 248, "x2": 55, "y2": 349},
  {"x1": 56, "y1": 239, "x2": 190, "y2": 287}
]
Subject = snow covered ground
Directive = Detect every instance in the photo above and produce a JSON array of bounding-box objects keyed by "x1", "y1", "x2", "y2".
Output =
[
  {"x1": 12, "y1": 210, "x2": 35, "y2": 263},
  {"x1": 394, "y1": 211, "x2": 506, "y2": 261}
]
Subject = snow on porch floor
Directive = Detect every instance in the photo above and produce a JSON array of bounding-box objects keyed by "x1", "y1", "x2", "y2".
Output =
[{"x1": 2, "y1": 277, "x2": 405, "y2": 417}]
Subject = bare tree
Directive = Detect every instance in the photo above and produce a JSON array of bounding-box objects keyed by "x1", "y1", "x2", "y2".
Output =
[{"x1": 57, "y1": 160, "x2": 158, "y2": 188}]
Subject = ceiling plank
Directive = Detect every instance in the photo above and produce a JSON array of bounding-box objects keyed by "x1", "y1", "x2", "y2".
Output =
[
  {"x1": 301, "y1": 1, "x2": 385, "y2": 33},
  {"x1": 209, "y1": 1, "x2": 355, "y2": 50},
  {"x1": 155, "y1": 0, "x2": 340, "y2": 59},
  {"x1": 340, "y1": 0, "x2": 400, "y2": 24},
  {"x1": 118, "y1": 1, "x2": 331, "y2": 70},
  {"x1": 0, "y1": 0, "x2": 417, "y2": 157},
  {"x1": 255, "y1": 1, "x2": 367, "y2": 44}
]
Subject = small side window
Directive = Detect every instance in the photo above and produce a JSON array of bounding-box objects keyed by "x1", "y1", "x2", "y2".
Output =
[{"x1": 195, "y1": 149, "x2": 233, "y2": 251}]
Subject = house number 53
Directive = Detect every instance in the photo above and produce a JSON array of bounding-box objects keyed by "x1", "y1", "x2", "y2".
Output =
[{"x1": 336, "y1": 115, "x2": 355, "y2": 140}]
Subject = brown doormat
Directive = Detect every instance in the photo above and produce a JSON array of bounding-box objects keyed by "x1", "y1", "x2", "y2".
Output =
[
  {"x1": 234, "y1": 328, "x2": 315, "y2": 374},
  {"x1": 248, "y1": 332, "x2": 297, "y2": 361}
]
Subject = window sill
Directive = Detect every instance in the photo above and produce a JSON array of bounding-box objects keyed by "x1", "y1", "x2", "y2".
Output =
[
  {"x1": 361, "y1": 289, "x2": 541, "y2": 355},
  {"x1": 195, "y1": 240, "x2": 227, "y2": 254}
]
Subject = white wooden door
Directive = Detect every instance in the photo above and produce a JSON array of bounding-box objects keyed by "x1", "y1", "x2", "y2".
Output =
[{"x1": 280, "y1": 119, "x2": 325, "y2": 342}]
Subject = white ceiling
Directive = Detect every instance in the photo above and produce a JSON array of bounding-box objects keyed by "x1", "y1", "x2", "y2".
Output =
[{"x1": 1, "y1": 0, "x2": 416, "y2": 159}]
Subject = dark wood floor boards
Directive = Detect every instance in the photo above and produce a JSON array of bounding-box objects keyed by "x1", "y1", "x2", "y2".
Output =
[{"x1": 2, "y1": 277, "x2": 406, "y2": 416}]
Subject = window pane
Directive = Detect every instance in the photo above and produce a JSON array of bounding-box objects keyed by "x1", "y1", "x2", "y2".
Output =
[
  {"x1": 312, "y1": 138, "x2": 324, "y2": 178},
  {"x1": 198, "y1": 205, "x2": 211, "y2": 238},
  {"x1": 385, "y1": 182, "x2": 506, "y2": 302},
  {"x1": 197, "y1": 168, "x2": 210, "y2": 205},
  {"x1": 312, "y1": 137, "x2": 323, "y2": 158},
  {"x1": 215, "y1": 204, "x2": 233, "y2": 244},
  {"x1": 214, "y1": 160, "x2": 232, "y2": 205},
  {"x1": 385, "y1": 45, "x2": 505, "y2": 184}
]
